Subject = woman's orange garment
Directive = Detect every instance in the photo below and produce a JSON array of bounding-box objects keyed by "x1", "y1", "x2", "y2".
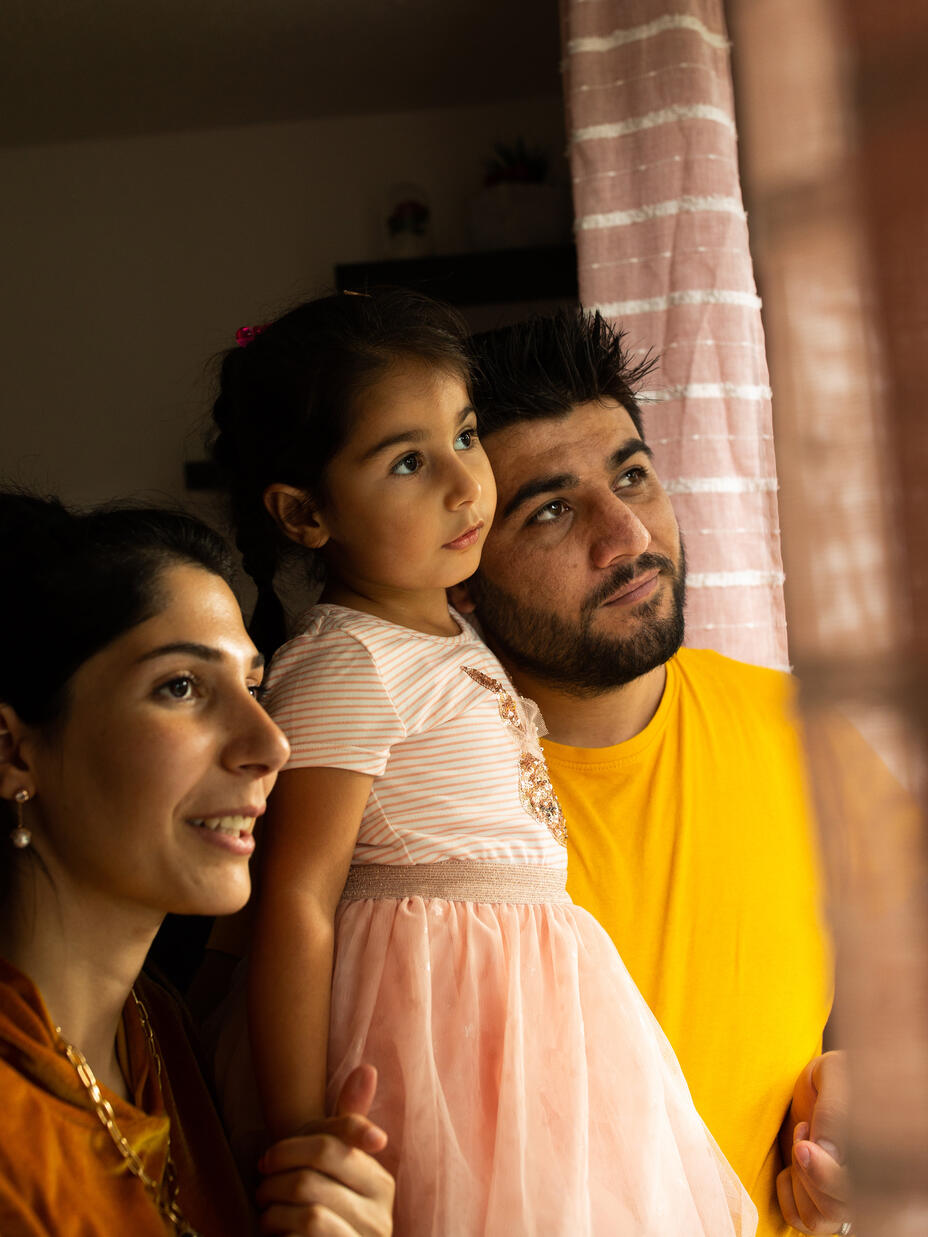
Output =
[{"x1": 0, "y1": 958, "x2": 253, "y2": 1236}]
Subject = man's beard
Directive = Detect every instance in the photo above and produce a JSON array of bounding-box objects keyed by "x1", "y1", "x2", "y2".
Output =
[{"x1": 471, "y1": 547, "x2": 686, "y2": 696}]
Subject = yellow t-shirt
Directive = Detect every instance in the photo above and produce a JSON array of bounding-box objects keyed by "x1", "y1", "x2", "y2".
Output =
[{"x1": 542, "y1": 647, "x2": 833, "y2": 1237}]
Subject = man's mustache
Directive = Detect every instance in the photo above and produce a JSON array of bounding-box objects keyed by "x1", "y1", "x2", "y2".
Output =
[{"x1": 582, "y1": 553, "x2": 679, "y2": 614}]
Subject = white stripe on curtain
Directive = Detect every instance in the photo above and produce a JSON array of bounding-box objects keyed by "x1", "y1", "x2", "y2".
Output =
[{"x1": 561, "y1": 0, "x2": 788, "y2": 668}]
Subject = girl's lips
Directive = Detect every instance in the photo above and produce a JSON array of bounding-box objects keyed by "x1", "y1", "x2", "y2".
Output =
[
  {"x1": 444, "y1": 523, "x2": 483, "y2": 551},
  {"x1": 602, "y1": 572, "x2": 660, "y2": 607}
]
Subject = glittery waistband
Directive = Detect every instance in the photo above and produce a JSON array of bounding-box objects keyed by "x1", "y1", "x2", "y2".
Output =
[{"x1": 339, "y1": 862, "x2": 571, "y2": 904}]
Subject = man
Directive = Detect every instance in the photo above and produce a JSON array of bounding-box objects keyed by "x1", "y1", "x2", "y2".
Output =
[{"x1": 452, "y1": 310, "x2": 850, "y2": 1237}]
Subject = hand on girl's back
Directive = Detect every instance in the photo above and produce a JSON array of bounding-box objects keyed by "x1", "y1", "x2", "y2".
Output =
[{"x1": 255, "y1": 1064, "x2": 394, "y2": 1235}]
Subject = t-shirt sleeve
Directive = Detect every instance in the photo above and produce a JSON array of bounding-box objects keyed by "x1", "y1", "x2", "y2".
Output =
[{"x1": 262, "y1": 627, "x2": 405, "y2": 775}]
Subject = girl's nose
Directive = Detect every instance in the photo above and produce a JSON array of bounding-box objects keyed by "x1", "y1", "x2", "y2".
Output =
[
  {"x1": 589, "y1": 497, "x2": 651, "y2": 569},
  {"x1": 444, "y1": 455, "x2": 482, "y2": 509}
]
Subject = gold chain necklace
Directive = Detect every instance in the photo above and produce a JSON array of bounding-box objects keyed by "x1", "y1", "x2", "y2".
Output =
[{"x1": 55, "y1": 991, "x2": 201, "y2": 1237}]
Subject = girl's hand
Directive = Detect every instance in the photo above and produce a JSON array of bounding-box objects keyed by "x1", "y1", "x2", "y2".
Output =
[{"x1": 255, "y1": 1065, "x2": 394, "y2": 1236}]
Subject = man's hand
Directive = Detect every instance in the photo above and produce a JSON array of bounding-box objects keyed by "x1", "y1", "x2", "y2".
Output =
[
  {"x1": 777, "y1": 1051, "x2": 852, "y2": 1234},
  {"x1": 256, "y1": 1065, "x2": 394, "y2": 1236}
]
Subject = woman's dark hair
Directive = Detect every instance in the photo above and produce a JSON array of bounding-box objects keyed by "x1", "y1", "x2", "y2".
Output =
[
  {"x1": 209, "y1": 287, "x2": 472, "y2": 658},
  {"x1": 0, "y1": 490, "x2": 234, "y2": 733}
]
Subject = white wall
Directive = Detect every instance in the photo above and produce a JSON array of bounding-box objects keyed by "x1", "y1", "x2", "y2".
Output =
[{"x1": 0, "y1": 97, "x2": 565, "y2": 511}]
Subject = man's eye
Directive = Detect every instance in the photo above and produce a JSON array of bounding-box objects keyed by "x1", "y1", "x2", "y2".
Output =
[
  {"x1": 248, "y1": 683, "x2": 266, "y2": 704},
  {"x1": 616, "y1": 466, "x2": 648, "y2": 489},
  {"x1": 392, "y1": 453, "x2": 422, "y2": 476},
  {"x1": 528, "y1": 499, "x2": 569, "y2": 525},
  {"x1": 454, "y1": 426, "x2": 479, "y2": 450}
]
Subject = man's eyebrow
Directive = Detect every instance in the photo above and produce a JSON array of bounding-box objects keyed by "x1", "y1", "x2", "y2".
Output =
[
  {"x1": 135, "y1": 642, "x2": 264, "y2": 669},
  {"x1": 609, "y1": 438, "x2": 653, "y2": 469},
  {"x1": 360, "y1": 405, "x2": 476, "y2": 462},
  {"x1": 501, "y1": 440, "x2": 653, "y2": 521},
  {"x1": 502, "y1": 473, "x2": 578, "y2": 519}
]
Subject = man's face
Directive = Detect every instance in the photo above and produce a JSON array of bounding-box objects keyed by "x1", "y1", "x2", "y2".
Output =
[{"x1": 470, "y1": 399, "x2": 685, "y2": 694}]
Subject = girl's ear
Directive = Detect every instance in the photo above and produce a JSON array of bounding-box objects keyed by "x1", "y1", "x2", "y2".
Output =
[
  {"x1": 0, "y1": 704, "x2": 37, "y2": 803},
  {"x1": 263, "y1": 484, "x2": 330, "y2": 550}
]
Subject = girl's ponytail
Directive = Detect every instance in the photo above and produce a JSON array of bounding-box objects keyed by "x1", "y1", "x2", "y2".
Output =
[{"x1": 209, "y1": 288, "x2": 472, "y2": 655}]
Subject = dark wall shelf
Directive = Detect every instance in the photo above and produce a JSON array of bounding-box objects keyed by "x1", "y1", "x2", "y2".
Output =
[
  {"x1": 185, "y1": 245, "x2": 577, "y2": 490},
  {"x1": 335, "y1": 244, "x2": 577, "y2": 305}
]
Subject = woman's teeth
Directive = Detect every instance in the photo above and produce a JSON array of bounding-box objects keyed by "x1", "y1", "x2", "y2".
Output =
[{"x1": 188, "y1": 815, "x2": 253, "y2": 836}]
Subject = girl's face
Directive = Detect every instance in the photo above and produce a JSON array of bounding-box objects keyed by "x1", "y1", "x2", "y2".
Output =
[
  {"x1": 18, "y1": 563, "x2": 290, "y2": 920},
  {"x1": 317, "y1": 359, "x2": 497, "y2": 600}
]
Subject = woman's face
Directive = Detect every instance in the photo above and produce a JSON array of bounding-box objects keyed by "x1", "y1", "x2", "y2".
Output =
[{"x1": 21, "y1": 563, "x2": 289, "y2": 920}]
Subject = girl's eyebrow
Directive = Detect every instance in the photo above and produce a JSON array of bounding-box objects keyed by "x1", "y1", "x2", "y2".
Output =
[
  {"x1": 135, "y1": 642, "x2": 264, "y2": 669},
  {"x1": 360, "y1": 428, "x2": 426, "y2": 461},
  {"x1": 360, "y1": 405, "x2": 477, "y2": 462}
]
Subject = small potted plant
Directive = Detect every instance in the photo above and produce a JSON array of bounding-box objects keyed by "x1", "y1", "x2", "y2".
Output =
[
  {"x1": 384, "y1": 182, "x2": 432, "y2": 258},
  {"x1": 469, "y1": 139, "x2": 571, "y2": 251}
]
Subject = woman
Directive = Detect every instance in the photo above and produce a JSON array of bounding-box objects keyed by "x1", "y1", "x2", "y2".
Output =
[{"x1": 0, "y1": 491, "x2": 394, "y2": 1236}]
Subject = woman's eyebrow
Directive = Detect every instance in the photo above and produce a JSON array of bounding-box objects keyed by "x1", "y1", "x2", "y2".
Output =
[{"x1": 135, "y1": 642, "x2": 264, "y2": 669}]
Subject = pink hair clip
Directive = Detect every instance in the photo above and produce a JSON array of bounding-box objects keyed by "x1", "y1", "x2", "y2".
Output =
[{"x1": 235, "y1": 323, "x2": 269, "y2": 347}]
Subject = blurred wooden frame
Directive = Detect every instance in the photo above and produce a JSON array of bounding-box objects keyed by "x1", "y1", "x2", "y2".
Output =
[{"x1": 728, "y1": 0, "x2": 928, "y2": 1230}]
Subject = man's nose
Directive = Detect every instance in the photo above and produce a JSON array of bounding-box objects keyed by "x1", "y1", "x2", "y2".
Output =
[{"x1": 589, "y1": 495, "x2": 651, "y2": 569}]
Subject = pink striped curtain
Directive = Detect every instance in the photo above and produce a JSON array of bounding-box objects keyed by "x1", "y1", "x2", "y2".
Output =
[{"x1": 560, "y1": 0, "x2": 787, "y2": 669}]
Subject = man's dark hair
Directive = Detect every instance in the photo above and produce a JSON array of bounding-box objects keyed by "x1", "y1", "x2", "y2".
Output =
[{"x1": 468, "y1": 308, "x2": 657, "y2": 439}]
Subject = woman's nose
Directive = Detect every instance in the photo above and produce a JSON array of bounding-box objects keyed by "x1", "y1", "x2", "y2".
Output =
[{"x1": 225, "y1": 697, "x2": 290, "y2": 777}]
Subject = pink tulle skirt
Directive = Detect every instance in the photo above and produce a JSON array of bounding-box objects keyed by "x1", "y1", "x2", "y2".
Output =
[{"x1": 326, "y1": 862, "x2": 756, "y2": 1237}]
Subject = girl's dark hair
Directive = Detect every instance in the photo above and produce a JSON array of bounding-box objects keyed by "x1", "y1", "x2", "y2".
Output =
[
  {"x1": 0, "y1": 490, "x2": 234, "y2": 732},
  {"x1": 209, "y1": 287, "x2": 472, "y2": 658}
]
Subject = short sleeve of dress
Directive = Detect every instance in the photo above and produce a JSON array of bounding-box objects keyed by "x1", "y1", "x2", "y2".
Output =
[{"x1": 262, "y1": 626, "x2": 406, "y2": 776}]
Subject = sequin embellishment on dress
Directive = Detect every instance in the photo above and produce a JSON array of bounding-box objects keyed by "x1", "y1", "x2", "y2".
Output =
[{"x1": 462, "y1": 666, "x2": 568, "y2": 846}]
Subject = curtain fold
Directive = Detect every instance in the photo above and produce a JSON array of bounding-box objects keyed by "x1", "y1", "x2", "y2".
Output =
[{"x1": 560, "y1": 0, "x2": 787, "y2": 668}]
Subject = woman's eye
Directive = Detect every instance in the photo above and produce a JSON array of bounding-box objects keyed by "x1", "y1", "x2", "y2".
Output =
[
  {"x1": 454, "y1": 426, "x2": 479, "y2": 450},
  {"x1": 528, "y1": 499, "x2": 569, "y2": 525},
  {"x1": 391, "y1": 452, "x2": 422, "y2": 476},
  {"x1": 158, "y1": 675, "x2": 196, "y2": 701}
]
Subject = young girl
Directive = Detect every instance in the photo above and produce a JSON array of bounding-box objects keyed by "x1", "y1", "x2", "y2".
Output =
[{"x1": 209, "y1": 289, "x2": 756, "y2": 1236}]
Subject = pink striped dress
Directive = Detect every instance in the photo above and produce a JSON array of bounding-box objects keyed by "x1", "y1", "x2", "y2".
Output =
[{"x1": 258, "y1": 604, "x2": 756, "y2": 1236}]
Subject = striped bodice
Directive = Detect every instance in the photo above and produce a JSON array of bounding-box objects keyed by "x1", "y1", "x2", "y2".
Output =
[{"x1": 263, "y1": 605, "x2": 566, "y2": 867}]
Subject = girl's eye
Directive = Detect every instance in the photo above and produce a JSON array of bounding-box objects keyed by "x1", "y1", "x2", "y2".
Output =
[
  {"x1": 157, "y1": 675, "x2": 197, "y2": 701},
  {"x1": 391, "y1": 452, "x2": 422, "y2": 476},
  {"x1": 528, "y1": 499, "x2": 570, "y2": 525},
  {"x1": 454, "y1": 426, "x2": 479, "y2": 450}
]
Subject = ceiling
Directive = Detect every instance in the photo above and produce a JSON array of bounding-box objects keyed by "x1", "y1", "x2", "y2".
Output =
[{"x1": 2, "y1": 0, "x2": 562, "y2": 148}]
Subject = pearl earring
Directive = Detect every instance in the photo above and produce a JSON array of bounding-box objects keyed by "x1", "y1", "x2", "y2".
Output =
[{"x1": 10, "y1": 789, "x2": 31, "y2": 849}]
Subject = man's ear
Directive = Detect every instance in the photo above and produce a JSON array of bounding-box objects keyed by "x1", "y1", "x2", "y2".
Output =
[
  {"x1": 0, "y1": 704, "x2": 37, "y2": 803},
  {"x1": 448, "y1": 577, "x2": 478, "y2": 615},
  {"x1": 263, "y1": 484, "x2": 330, "y2": 550}
]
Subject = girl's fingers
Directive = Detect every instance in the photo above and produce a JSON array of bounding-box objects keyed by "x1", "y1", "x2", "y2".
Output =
[
  {"x1": 257, "y1": 1139, "x2": 395, "y2": 1208},
  {"x1": 258, "y1": 1200, "x2": 358, "y2": 1236},
  {"x1": 334, "y1": 1064, "x2": 378, "y2": 1119}
]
